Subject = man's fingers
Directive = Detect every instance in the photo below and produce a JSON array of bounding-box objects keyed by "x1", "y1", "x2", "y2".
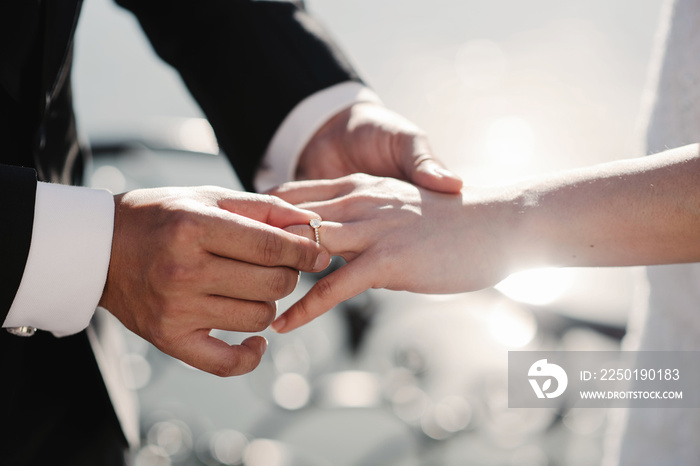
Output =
[
  {"x1": 202, "y1": 214, "x2": 330, "y2": 272},
  {"x1": 395, "y1": 131, "x2": 461, "y2": 193},
  {"x1": 217, "y1": 192, "x2": 318, "y2": 229},
  {"x1": 270, "y1": 258, "x2": 375, "y2": 333},
  {"x1": 170, "y1": 332, "x2": 268, "y2": 377},
  {"x1": 199, "y1": 296, "x2": 277, "y2": 332},
  {"x1": 202, "y1": 256, "x2": 300, "y2": 301},
  {"x1": 408, "y1": 155, "x2": 463, "y2": 194}
]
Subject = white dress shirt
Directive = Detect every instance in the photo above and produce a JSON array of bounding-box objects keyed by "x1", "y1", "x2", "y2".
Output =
[{"x1": 3, "y1": 81, "x2": 381, "y2": 336}]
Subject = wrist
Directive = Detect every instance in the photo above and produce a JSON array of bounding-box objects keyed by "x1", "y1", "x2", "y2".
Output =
[
  {"x1": 455, "y1": 185, "x2": 532, "y2": 288},
  {"x1": 296, "y1": 101, "x2": 388, "y2": 181},
  {"x1": 295, "y1": 104, "x2": 350, "y2": 181},
  {"x1": 506, "y1": 178, "x2": 570, "y2": 271},
  {"x1": 485, "y1": 182, "x2": 553, "y2": 274},
  {"x1": 99, "y1": 192, "x2": 124, "y2": 311},
  {"x1": 256, "y1": 82, "x2": 382, "y2": 191}
]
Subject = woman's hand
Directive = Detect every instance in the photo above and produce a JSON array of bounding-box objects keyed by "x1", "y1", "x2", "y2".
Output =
[
  {"x1": 270, "y1": 144, "x2": 700, "y2": 333},
  {"x1": 269, "y1": 174, "x2": 518, "y2": 333}
]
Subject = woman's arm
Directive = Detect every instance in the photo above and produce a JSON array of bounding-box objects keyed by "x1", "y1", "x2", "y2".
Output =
[
  {"x1": 270, "y1": 143, "x2": 700, "y2": 332},
  {"x1": 513, "y1": 143, "x2": 700, "y2": 269}
]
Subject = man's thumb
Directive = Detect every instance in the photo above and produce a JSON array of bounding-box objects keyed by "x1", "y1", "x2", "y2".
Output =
[{"x1": 411, "y1": 157, "x2": 463, "y2": 194}]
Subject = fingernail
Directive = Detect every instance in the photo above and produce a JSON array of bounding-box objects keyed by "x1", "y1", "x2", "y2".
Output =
[
  {"x1": 261, "y1": 337, "x2": 268, "y2": 354},
  {"x1": 271, "y1": 315, "x2": 286, "y2": 333},
  {"x1": 430, "y1": 165, "x2": 457, "y2": 179},
  {"x1": 314, "y1": 251, "x2": 331, "y2": 272}
]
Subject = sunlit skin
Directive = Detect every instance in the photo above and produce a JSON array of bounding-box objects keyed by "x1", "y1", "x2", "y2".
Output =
[
  {"x1": 99, "y1": 101, "x2": 462, "y2": 377},
  {"x1": 270, "y1": 144, "x2": 700, "y2": 333},
  {"x1": 296, "y1": 102, "x2": 463, "y2": 194}
]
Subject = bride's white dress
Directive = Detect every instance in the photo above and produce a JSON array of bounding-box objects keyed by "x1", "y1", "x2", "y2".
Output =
[{"x1": 604, "y1": 0, "x2": 700, "y2": 464}]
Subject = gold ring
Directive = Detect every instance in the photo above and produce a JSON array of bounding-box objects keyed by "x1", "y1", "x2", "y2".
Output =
[{"x1": 309, "y1": 218, "x2": 321, "y2": 244}]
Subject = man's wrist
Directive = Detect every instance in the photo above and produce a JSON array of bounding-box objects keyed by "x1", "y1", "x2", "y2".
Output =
[{"x1": 254, "y1": 81, "x2": 382, "y2": 192}]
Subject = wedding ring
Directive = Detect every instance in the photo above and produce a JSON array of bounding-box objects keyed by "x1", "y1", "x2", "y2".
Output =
[{"x1": 309, "y1": 218, "x2": 322, "y2": 245}]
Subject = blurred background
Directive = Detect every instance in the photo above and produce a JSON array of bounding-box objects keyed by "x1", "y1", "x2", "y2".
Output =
[{"x1": 73, "y1": 0, "x2": 666, "y2": 464}]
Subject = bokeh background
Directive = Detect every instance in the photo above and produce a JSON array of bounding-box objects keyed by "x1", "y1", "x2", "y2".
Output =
[{"x1": 73, "y1": 1, "x2": 667, "y2": 465}]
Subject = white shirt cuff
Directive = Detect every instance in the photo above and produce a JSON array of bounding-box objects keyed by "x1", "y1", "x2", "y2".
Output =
[
  {"x1": 3, "y1": 182, "x2": 115, "y2": 337},
  {"x1": 254, "y1": 81, "x2": 383, "y2": 192}
]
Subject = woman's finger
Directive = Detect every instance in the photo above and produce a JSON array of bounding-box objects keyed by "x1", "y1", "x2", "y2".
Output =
[
  {"x1": 270, "y1": 256, "x2": 378, "y2": 333},
  {"x1": 284, "y1": 221, "x2": 363, "y2": 259}
]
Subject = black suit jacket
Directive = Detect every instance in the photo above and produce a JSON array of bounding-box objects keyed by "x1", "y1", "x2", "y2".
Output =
[{"x1": 0, "y1": 1, "x2": 360, "y2": 464}]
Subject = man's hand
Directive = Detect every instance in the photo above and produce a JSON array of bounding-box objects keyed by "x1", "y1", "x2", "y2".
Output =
[
  {"x1": 296, "y1": 102, "x2": 463, "y2": 193},
  {"x1": 99, "y1": 186, "x2": 330, "y2": 377}
]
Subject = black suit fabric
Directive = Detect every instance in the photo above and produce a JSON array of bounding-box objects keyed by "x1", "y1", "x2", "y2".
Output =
[
  {"x1": 2, "y1": 331, "x2": 129, "y2": 466},
  {"x1": 0, "y1": 166, "x2": 36, "y2": 319},
  {"x1": 0, "y1": 0, "x2": 360, "y2": 464},
  {"x1": 116, "y1": 0, "x2": 361, "y2": 191},
  {"x1": 0, "y1": 0, "x2": 86, "y2": 327}
]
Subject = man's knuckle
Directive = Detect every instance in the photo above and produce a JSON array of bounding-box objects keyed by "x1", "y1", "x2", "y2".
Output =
[
  {"x1": 211, "y1": 358, "x2": 237, "y2": 378},
  {"x1": 157, "y1": 261, "x2": 194, "y2": 285},
  {"x1": 251, "y1": 302, "x2": 277, "y2": 331},
  {"x1": 257, "y1": 233, "x2": 283, "y2": 265},
  {"x1": 147, "y1": 323, "x2": 175, "y2": 352},
  {"x1": 281, "y1": 239, "x2": 317, "y2": 271},
  {"x1": 268, "y1": 270, "x2": 297, "y2": 299},
  {"x1": 166, "y1": 211, "x2": 201, "y2": 244},
  {"x1": 412, "y1": 153, "x2": 433, "y2": 169},
  {"x1": 215, "y1": 351, "x2": 260, "y2": 377}
]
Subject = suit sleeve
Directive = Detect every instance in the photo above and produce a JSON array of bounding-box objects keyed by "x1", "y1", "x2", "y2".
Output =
[
  {"x1": 115, "y1": 0, "x2": 363, "y2": 191},
  {"x1": 0, "y1": 165, "x2": 36, "y2": 324}
]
